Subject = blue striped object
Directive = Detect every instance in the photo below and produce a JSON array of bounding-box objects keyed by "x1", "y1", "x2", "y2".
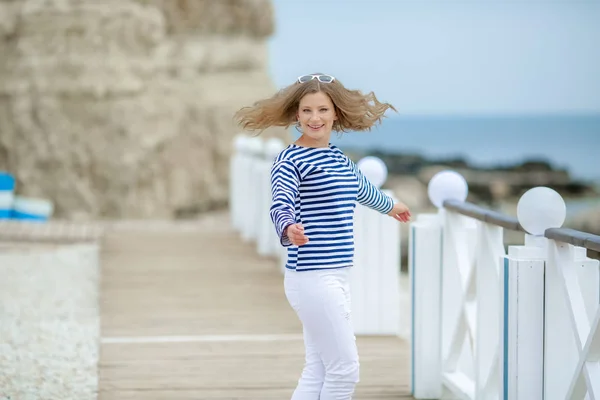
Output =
[
  {"x1": 12, "y1": 196, "x2": 54, "y2": 222},
  {"x1": 0, "y1": 206, "x2": 12, "y2": 218},
  {"x1": 269, "y1": 143, "x2": 394, "y2": 271},
  {"x1": 0, "y1": 172, "x2": 16, "y2": 219}
]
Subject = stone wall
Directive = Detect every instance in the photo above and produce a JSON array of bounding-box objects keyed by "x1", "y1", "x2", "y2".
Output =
[{"x1": 0, "y1": 0, "x2": 288, "y2": 219}]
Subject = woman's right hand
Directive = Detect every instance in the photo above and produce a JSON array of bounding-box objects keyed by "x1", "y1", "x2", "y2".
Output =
[{"x1": 286, "y1": 223, "x2": 309, "y2": 246}]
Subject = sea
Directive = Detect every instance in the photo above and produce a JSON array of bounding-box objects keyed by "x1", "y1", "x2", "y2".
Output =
[{"x1": 290, "y1": 114, "x2": 600, "y2": 184}]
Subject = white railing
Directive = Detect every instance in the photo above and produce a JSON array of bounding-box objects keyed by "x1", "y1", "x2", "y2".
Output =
[
  {"x1": 229, "y1": 134, "x2": 404, "y2": 336},
  {"x1": 410, "y1": 172, "x2": 600, "y2": 400}
]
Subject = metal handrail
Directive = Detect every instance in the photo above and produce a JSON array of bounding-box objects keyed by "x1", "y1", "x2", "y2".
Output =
[
  {"x1": 443, "y1": 199, "x2": 524, "y2": 232},
  {"x1": 545, "y1": 228, "x2": 600, "y2": 252},
  {"x1": 443, "y1": 199, "x2": 600, "y2": 252}
]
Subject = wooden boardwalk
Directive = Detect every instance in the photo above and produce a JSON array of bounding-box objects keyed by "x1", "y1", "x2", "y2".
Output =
[{"x1": 98, "y1": 214, "x2": 413, "y2": 399}]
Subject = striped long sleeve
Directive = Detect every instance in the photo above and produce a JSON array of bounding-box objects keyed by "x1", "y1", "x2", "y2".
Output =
[
  {"x1": 347, "y1": 157, "x2": 394, "y2": 214},
  {"x1": 269, "y1": 159, "x2": 300, "y2": 246},
  {"x1": 268, "y1": 143, "x2": 394, "y2": 271}
]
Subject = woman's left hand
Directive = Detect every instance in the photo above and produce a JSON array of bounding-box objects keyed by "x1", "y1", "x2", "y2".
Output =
[{"x1": 388, "y1": 201, "x2": 411, "y2": 223}]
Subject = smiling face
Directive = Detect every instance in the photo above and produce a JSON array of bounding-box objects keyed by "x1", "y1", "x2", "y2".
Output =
[{"x1": 296, "y1": 91, "x2": 338, "y2": 148}]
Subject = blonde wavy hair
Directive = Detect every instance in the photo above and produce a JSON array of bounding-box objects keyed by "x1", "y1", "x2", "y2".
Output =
[{"x1": 234, "y1": 73, "x2": 397, "y2": 134}]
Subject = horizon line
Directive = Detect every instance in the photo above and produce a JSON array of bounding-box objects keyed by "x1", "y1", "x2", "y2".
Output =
[{"x1": 382, "y1": 111, "x2": 600, "y2": 120}]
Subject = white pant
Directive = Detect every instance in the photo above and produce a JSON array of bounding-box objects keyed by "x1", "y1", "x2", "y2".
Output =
[{"x1": 284, "y1": 267, "x2": 359, "y2": 400}]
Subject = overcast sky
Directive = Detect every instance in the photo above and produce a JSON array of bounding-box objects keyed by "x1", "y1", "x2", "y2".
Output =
[{"x1": 267, "y1": 0, "x2": 600, "y2": 116}]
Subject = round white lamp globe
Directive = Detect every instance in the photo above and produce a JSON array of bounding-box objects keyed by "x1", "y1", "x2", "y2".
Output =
[
  {"x1": 517, "y1": 186, "x2": 566, "y2": 236},
  {"x1": 234, "y1": 134, "x2": 248, "y2": 152},
  {"x1": 357, "y1": 156, "x2": 388, "y2": 188},
  {"x1": 427, "y1": 170, "x2": 469, "y2": 208},
  {"x1": 246, "y1": 136, "x2": 264, "y2": 156},
  {"x1": 265, "y1": 138, "x2": 285, "y2": 160}
]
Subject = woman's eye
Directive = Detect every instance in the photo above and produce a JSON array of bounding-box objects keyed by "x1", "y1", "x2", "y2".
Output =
[{"x1": 320, "y1": 108, "x2": 328, "y2": 112}]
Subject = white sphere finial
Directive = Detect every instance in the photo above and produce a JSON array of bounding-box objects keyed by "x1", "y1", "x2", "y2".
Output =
[
  {"x1": 427, "y1": 170, "x2": 469, "y2": 208},
  {"x1": 234, "y1": 134, "x2": 249, "y2": 152},
  {"x1": 517, "y1": 186, "x2": 566, "y2": 236},
  {"x1": 265, "y1": 138, "x2": 285, "y2": 160},
  {"x1": 357, "y1": 156, "x2": 388, "y2": 188},
  {"x1": 246, "y1": 136, "x2": 264, "y2": 156}
]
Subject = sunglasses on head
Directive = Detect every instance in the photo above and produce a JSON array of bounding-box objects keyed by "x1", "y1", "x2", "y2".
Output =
[{"x1": 297, "y1": 74, "x2": 336, "y2": 84}]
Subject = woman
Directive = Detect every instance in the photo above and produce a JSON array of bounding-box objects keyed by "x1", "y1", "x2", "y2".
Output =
[{"x1": 235, "y1": 73, "x2": 411, "y2": 400}]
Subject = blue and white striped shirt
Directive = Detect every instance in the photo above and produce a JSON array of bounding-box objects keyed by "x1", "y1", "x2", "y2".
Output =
[{"x1": 269, "y1": 143, "x2": 394, "y2": 271}]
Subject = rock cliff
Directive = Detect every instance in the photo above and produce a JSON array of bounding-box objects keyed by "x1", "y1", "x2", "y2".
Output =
[{"x1": 0, "y1": 0, "x2": 288, "y2": 219}]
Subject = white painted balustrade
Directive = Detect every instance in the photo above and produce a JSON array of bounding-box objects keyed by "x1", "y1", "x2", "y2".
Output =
[
  {"x1": 410, "y1": 172, "x2": 600, "y2": 400},
  {"x1": 229, "y1": 134, "x2": 403, "y2": 335},
  {"x1": 351, "y1": 187, "x2": 402, "y2": 335},
  {"x1": 230, "y1": 134, "x2": 600, "y2": 396}
]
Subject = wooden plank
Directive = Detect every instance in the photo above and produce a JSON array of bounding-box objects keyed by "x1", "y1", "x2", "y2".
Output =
[
  {"x1": 100, "y1": 230, "x2": 300, "y2": 337},
  {"x1": 99, "y1": 218, "x2": 413, "y2": 399}
]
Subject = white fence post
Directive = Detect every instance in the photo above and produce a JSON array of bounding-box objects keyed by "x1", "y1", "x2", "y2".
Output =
[
  {"x1": 257, "y1": 138, "x2": 285, "y2": 258},
  {"x1": 472, "y1": 219, "x2": 506, "y2": 400},
  {"x1": 231, "y1": 134, "x2": 289, "y2": 270},
  {"x1": 351, "y1": 189, "x2": 401, "y2": 335},
  {"x1": 441, "y1": 209, "x2": 478, "y2": 398},
  {"x1": 409, "y1": 211, "x2": 443, "y2": 399},
  {"x1": 230, "y1": 134, "x2": 247, "y2": 231},
  {"x1": 241, "y1": 136, "x2": 264, "y2": 243},
  {"x1": 500, "y1": 234, "x2": 546, "y2": 400},
  {"x1": 544, "y1": 238, "x2": 600, "y2": 399},
  {"x1": 350, "y1": 156, "x2": 402, "y2": 336}
]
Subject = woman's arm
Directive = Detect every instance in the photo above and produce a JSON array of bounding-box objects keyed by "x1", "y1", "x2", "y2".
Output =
[
  {"x1": 347, "y1": 157, "x2": 394, "y2": 214},
  {"x1": 269, "y1": 160, "x2": 301, "y2": 246}
]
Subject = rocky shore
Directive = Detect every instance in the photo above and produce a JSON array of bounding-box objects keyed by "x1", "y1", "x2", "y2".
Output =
[
  {"x1": 346, "y1": 149, "x2": 600, "y2": 261},
  {"x1": 347, "y1": 149, "x2": 599, "y2": 205}
]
